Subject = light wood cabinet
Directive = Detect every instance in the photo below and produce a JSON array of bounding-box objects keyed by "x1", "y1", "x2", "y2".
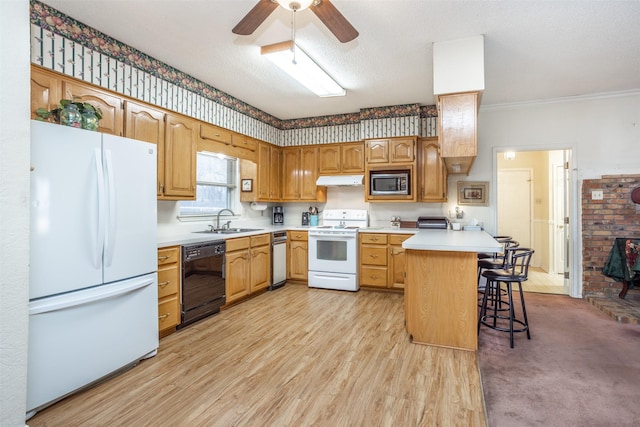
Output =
[
  {"x1": 256, "y1": 142, "x2": 281, "y2": 201},
  {"x1": 318, "y1": 142, "x2": 365, "y2": 175},
  {"x1": 287, "y1": 231, "x2": 308, "y2": 282},
  {"x1": 30, "y1": 67, "x2": 61, "y2": 120},
  {"x1": 61, "y1": 80, "x2": 123, "y2": 136},
  {"x1": 124, "y1": 101, "x2": 166, "y2": 197},
  {"x1": 250, "y1": 234, "x2": 271, "y2": 293},
  {"x1": 226, "y1": 234, "x2": 271, "y2": 304},
  {"x1": 282, "y1": 146, "x2": 326, "y2": 202},
  {"x1": 359, "y1": 233, "x2": 388, "y2": 288},
  {"x1": 225, "y1": 238, "x2": 251, "y2": 304},
  {"x1": 365, "y1": 137, "x2": 415, "y2": 165},
  {"x1": 359, "y1": 233, "x2": 411, "y2": 290},
  {"x1": 438, "y1": 92, "x2": 478, "y2": 174},
  {"x1": 163, "y1": 113, "x2": 197, "y2": 199},
  {"x1": 157, "y1": 246, "x2": 181, "y2": 338},
  {"x1": 388, "y1": 234, "x2": 410, "y2": 289},
  {"x1": 417, "y1": 137, "x2": 447, "y2": 202}
]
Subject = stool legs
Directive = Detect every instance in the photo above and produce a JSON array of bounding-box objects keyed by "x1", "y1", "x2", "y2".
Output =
[{"x1": 478, "y1": 279, "x2": 531, "y2": 348}]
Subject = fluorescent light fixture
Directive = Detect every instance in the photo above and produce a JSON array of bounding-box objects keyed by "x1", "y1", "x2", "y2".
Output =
[
  {"x1": 503, "y1": 151, "x2": 516, "y2": 160},
  {"x1": 261, "y1": 41, "x2": 346, "y2": 97}
]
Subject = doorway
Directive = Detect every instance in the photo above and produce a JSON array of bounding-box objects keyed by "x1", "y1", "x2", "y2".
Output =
[{"x1": 496, "y1": 149, "x2": 571, "y2": 295}]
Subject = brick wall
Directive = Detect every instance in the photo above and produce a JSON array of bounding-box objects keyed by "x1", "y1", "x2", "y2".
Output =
[{"x1": 582, "y1": 174, "x2": 640, "y2": 295}]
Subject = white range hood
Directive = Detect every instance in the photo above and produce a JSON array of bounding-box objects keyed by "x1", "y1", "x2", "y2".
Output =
[{"x1": 316, "y1": 175, "x2": 364, "y2": 186}]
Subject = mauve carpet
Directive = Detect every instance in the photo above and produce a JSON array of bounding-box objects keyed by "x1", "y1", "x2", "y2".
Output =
[{"x1": 478, "y1": 292, "x2": 640, "y2": 427}]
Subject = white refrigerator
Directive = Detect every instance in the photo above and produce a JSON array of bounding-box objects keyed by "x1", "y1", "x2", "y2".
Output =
[{"x1": 27, "y1": 121, "x2": 159, "y2": 417}]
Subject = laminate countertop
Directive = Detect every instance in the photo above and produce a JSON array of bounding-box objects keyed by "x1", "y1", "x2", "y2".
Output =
[{"x1": 402, "y1": 229, "x2": 502, "y2": 253}]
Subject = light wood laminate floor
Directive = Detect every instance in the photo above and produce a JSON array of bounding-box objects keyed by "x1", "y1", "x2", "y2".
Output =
[{"x1": 28, "y1": 284, "x2": 486, "y2": 427}]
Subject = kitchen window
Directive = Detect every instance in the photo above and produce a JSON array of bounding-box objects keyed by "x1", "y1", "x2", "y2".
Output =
[{"x1": 179, "y1": 152, "x2": 237, "y2": 217}]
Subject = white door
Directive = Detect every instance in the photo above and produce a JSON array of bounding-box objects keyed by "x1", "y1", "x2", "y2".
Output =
[
  {"x1": 553, "y1": 163, "x2": 566, "y2": 274},
  {"x1": 497, "y1": 169, "x2": 532, "y2": 249},
  {"x1": 30, "y1": 121, "x2": 103, "y2": 299},
  {"x1": 102, "y1": 134, "x2": 157, "y2": 284}
]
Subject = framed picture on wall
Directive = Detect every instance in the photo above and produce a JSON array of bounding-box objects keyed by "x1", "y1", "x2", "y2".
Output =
[
  {"x1": 241, "y1": 179, "x2": 253, "y2": 192},
  {"x1": 457, "y1": 181, "x2": 489, "y2": 206}
]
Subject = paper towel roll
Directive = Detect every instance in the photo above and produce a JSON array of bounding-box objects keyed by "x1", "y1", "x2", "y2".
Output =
[{"x1": 250, "y1": 202, "x2": 267, "y2": 211}]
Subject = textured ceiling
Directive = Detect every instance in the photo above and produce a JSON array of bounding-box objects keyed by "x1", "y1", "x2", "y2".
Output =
[{"x1": 40, "y1": 0, "x2": 640, "y2": 120}]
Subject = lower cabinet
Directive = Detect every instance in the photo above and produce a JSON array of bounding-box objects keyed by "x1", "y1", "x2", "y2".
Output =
[
  {"x1": 157, "y1": 246, "x2": 181, "y2": 338},
  {"x1": 287, "y1": 231, "x2": 308, "y2": 282},
  {"x1": 225, "y1": 234, "x2": 271, "y2": 305},
  {"x1": 359, "y1": 233, "x2": 411, "y2": 290}
]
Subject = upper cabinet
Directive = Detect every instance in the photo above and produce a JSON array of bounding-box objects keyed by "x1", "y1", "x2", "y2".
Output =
[
  {"x1": 30, "y1": 67, "x2": 61, "y2": 120},
  {"x1": 417, "y1": 137, "x2": 447, "y2": 202},
  {"x1": 61, "y1": 80, "x2": 123, "y2": 136},
  {"x1": 163, "y1": 113, "x2": 197, "y2": 199},
  {"x1": 254, "y1": 142, "x2": 281, "y2": 202},
  {"x1": 318, "y1": 142, "x2": 365, "y2": 175},
  {"x1": 438, "y1": 92, "x2": 478, "y2": 175},
  {"x1": 282, "y1": 146, "x2": 326, "y2": 202},
  {"x1": 123, "y1": 101, "x2": 166, "y2": 197},
  {"x1": 365, "y1": 137, "x2": 416, "y2": 165}
]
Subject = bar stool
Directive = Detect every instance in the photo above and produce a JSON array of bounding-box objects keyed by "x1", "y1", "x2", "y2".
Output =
[
  {"x1": 477, "y1": 239, "x2": 519, "y2": 309},
  {"x1": 478, "y1": 248, "x2": 534, "y2": 348}
]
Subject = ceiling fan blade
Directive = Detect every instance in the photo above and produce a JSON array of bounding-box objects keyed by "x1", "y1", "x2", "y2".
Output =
[
  {"x1": 232, "y1": 0, "x2": 279, "y2": 36},
  {"x1": 311, "y1": 0, "x2": 359, "y2": 43}
]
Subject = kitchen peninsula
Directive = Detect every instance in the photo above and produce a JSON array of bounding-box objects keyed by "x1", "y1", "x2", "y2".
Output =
[{"x1": 403, "y1": 230, "x2": 502, "y2": 351}]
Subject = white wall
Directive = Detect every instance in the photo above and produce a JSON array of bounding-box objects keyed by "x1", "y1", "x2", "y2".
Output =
[
  {"x1": 449, "y1": 91, "x2": 640, "y2": 297},
  {"x1": 0, "y1": 0, "x2": 30, "y2": 425}
]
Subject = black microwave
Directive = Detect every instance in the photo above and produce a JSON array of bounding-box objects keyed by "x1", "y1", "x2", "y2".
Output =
[{"x1": 370, "y1": 170, "x2": 410, "y2": 195}]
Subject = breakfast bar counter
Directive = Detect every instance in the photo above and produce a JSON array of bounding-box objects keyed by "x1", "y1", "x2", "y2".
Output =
[{"x1": 402, "y1": 230, "x2": 502, "y2": 351}]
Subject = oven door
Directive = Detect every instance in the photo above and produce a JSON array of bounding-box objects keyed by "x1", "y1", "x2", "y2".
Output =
[{"x1": 308, "y1": 230, "x2": 357, "y2": 275}]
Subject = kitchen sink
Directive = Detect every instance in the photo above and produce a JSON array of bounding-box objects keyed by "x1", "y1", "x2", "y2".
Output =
[{"x1": 193, "y1": 228, "x2": 263, "y2": 234}]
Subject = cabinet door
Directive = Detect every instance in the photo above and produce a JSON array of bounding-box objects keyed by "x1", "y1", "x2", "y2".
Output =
[
  {"x1": 318, "y1": 145, "x2": 341, "y2": 174},
  {"x1": 164, "y1": 113, "x2": 196, "y2": 199},
  {"x1": 439, "y1": 92, "x2": 478, "y2": 158},
  {"x1": 124, "y1": 101, "x2": 166, "y2": 196},
  {"x1": 250, "y1": 245, "x2": 271, "y2": 293},
  {"x1": 299, "y1": 146, "x2": 318, "y2": 200},
  {"x1": 390, "y1": 138, "x2": 415, "y2": 163},
  {"x1": 61, "y1": 80, "x2": 123, "y2": 135},
  {"x1": 418, "y1": 137, "x2": 447, "y2": 202},
  {"x1": 388, "y1": 234, "x2": 409, "y2": 290},
  {"x1": 226, "y1": 250, "x2": 250, "y2": 303},
  {"x1": 281, "y1": 147, "x2": 300, "y2": 200},
  {"x1": 269, "y1": 146, "x2": 282, "y2": 200},
  {"x1": 31, "y1": 67, "x2": 61, "y2": 119},
  {"x1": 341, "y1": 142, "x2": 365, "y2": 173},
  {"x1": 257, "y1": 143, "x2": 271, "y2": 200},
  {"x1": 288, "y1": 240, "x2": 308, "y2": 281},
  {"x1": 366, "y1": 139, "x2": 389, "y2": 163}
]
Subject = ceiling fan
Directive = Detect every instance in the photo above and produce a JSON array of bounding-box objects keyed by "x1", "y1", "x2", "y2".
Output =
[{"x1": 232, "y1": 0, "x2": 359, "y2": 43}]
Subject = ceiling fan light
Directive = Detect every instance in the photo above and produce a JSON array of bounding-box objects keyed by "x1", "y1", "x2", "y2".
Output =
[
  {"x1": 276, "y1": 0, "x2": 315, "y2": 11},
  {"x1": 261, "y1": 41, "x2": 346, "y2": 97}
]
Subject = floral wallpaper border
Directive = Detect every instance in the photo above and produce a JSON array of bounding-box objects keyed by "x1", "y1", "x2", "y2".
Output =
[{"x1": 30, "y1": 0, "x2": 437, "y2": 133}]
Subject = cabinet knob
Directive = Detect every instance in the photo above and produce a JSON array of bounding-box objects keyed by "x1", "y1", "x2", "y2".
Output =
[
  {"x1": 158, "y1": 255, "x2": 170, "y2": 261},
  {"x1": 158, "y1": 313, "x2": 170, "y2": 320},
  {"x1": 158, "y1": 281, "x2": 170, "y2": 287}
]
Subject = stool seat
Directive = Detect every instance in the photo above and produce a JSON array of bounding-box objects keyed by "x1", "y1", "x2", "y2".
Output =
[{"x1": 478, "y1": 248, "x2": 534, "y2": 348}]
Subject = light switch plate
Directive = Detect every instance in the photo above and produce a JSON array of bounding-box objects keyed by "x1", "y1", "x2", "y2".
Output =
[{"x1": 592, "y1": 190, "x2": 604, "y2": 200}]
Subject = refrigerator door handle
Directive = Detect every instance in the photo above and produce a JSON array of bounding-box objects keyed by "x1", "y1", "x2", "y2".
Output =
[
  {"x1": 29, "y1": 275, "x2": 155, "y2": 315},
  {"x1": 94, "y1": 148, "x2": 106, "y2": 269},
  {"x1": 104, "y1": 149, "x2": 116, "y2": 267}
]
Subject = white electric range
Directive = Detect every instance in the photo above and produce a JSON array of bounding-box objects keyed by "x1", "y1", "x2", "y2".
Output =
[{"x1": 308, "y1": 209, "x2": 368, "y2": 291}]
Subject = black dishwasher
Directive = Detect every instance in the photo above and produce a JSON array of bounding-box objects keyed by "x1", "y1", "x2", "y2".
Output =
[{"x1": 179, "y1": 241, "x2": 226, "y2": 329}]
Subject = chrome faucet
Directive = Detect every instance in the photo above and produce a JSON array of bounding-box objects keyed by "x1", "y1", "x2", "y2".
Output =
[{"x1": 215, "y1": 208, "x2": 235, "y2": 230}]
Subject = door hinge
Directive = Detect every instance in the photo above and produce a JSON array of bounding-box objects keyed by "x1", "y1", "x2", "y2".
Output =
[
  {"x1": 564, "y1": 161, "x2": 569, "y2": 169},
  {"x1": 564, "y1": 272, "x2": 570, "y2": 279},
  {"x1": 564, "y1": 217, "x2": 569, "y2": 225}
]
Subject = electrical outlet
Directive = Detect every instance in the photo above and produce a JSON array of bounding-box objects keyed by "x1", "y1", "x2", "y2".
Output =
[{"x1": 592, "y1": 190, "x2": 604, "y2": 200}]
